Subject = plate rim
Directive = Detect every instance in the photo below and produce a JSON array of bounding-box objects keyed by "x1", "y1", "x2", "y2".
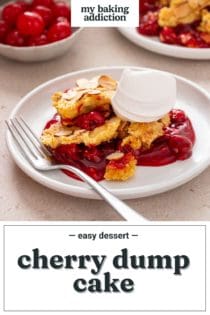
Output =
[
  {"x1": 118, "y1": 27, "x2": 210, "y2": 60},
  {"x1": 6, "y1": 66, "x2": 210, "y2": 199}
]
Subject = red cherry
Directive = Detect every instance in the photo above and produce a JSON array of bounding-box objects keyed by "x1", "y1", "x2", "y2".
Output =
[
  {"x1": 160, "y1": 27, "x2": 179, "y2": 45},
  {"x1": 27, "y1": 33, "x2": 48, "y2": 46},
  {"x1": 178, "y1": 30, "x2": 208, "y2": 48},
  {"x1": 168, "y1": 135, "x2": 193, "y2": 160},
  {"x1": 0, "y1": 20, "x2": 10, "y2": 42},
  {"x1": 55, "y1": 16, "x2": 69, "y2": 24},
  {"x1": 32, "y1": 0, "x2": 54, "y2": 8},
  {"x1": 175, "y1": 24, "x2": 194, "y2": 35},
  {"x1": 83, "y1": 147, "x2": 103, "y2": 163},
  {"x1": 140, "y1": 0, "x2": 159, "y2": 15},
  {"x1": 138, "y1": 11, "x2": 160, "y2": 36},
  {"x1": 47, "y1": 21, "x2": 71, "y2": 42},
  {"x1": 33, "y1": 5, "x2": 53, "y2": 26},
  {"x1": 170, "y1": 109, "x2": 186, "y2": 123},
  {"x1": 179, "y1": 32, "x2": 194, "y2": 46},
  {"x1": 17, "y1": 11, "x2": 44, "y2": 36},
  {"x1": 52, "y1": 1, "x2": 70, "y2": 21},
  {"x1": 54, "y1": 144, "x2": 82, "y2": 162},
  {"x1": 74, "y1": 111, "x2": 105, "y2": 131},
  {"x1": 85, "y1": 167, "x2": 104, "y2": 181},
  {"x1": 5, "y1": 29, "x2": 25, "y2": 46},
  {"x1": 186, "y1": 36, "x2": 208, "y2": 48},
  {"x1": 2, "y1": 2, "x2": 24, "y2": 26},
  {"x1": 16, "y1": 1, "x2": 31, "y2": 11}
]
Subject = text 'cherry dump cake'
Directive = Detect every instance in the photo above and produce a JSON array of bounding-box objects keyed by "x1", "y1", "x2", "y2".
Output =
[
  {"x1": 41, "y1": 74, "x2": 196, "y2": 182},
  {"x1": 139, "y1": 0, "x2": 210, "y2": 48}
]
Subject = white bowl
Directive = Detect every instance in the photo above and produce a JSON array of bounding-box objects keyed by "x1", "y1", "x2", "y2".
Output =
[{"x1": 0, "y1": 27, "x2": 83, "y2": 62}]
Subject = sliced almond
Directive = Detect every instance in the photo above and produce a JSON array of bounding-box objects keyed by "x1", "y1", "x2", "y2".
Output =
[
  {"x1": 54, "y1": 129, "x2": 73, "y2": 137},
  {"x1": 89, "y1": 76, "x2": 100, "y2": 86},
  {"x1": 66, "y1": 90, "x2": 87, "y2": 104},
  {"x1": 99, "y1": 75, "x2": 117, "y2": 90},
  {"x1": 74, "y1": 129, "x2": 86, "y2": 136},
  {"x1": 87, "y1": 89, "x2": 101, "y2": 95},
  {"x1": 76, "y1": 78, "x2": 99, "y2": 89},
  {"x1": 106, "y1": 152, "x2": 124, "y2": 161},
  {"x1": 92, "y1": 75, "x2": 101, "y2": 81},
  {"x1": 75, "y1": 90, "x2": 87, "y2": 101},
  {"x1": 76, "y1": 78, "x2": 88, "y2": 88},
  {"x1": 62, "y1": 90, "x2": 77, "y2": 100}
]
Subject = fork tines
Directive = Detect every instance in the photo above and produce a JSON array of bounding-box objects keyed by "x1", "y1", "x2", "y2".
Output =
[{"x1": 6, "y1": 117, "x2": 51, "y2": 163}]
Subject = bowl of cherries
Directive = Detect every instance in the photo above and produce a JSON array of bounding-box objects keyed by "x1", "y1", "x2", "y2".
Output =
[{"x1": 0, "y1": 0, "x2": 82, "y2": 62}]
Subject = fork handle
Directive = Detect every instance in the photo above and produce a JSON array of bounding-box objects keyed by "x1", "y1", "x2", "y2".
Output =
[{"x1": 51, "y1": 164, "x2": 146, "y2": 222}]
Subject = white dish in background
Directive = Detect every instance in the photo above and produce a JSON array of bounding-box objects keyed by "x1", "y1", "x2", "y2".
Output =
[
  {"x1": 118, "y1": 28, "x2": 210, "y2": 60},
  {"x1": 0, "y1": 0, "x2": 82, "y2": 62},
  {"x1": 6, "y1": 66, "x2": 210, "y2": 199},
  {"x1": 0, "y1": 27, "x2": 83, "y2": 62}
]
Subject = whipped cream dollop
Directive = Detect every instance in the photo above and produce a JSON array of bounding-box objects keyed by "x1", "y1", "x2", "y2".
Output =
[{"x1": 112, "y1": 69, "x2": 177, "y2": 122}]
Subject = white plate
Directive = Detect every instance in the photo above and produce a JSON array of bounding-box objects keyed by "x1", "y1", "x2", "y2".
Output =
[
  {"x1": 118, "y1": 28, "x2": 210, "y2": 60},
  {"x1": 6, "y1": 66, "x2": 210, "y2": 199}
]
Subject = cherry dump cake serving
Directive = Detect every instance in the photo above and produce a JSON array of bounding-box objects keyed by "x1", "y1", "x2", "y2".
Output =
[
  {"x1": 139, "y1": 0, "x2": 210, "y2": 48},
  {"x1": 41, "y1": 74, "x2": 196, "y2": 182}
]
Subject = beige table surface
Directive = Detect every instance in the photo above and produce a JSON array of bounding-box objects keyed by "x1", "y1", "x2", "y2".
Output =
[{"x1": 0, "y1": 28, "x2": 210, "y2": 221}]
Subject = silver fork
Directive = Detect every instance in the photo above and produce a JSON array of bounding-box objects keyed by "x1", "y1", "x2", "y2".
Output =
[{"x1": 6, "y1": 117, "x2": 147, "y2": 222}]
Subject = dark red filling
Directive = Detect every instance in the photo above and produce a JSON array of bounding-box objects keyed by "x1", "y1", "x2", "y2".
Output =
[
  {"x1": 138, "y1": 1, "x2": 210, "y2": 48},
  {"x1": 73, "y1": 111, "x2": 105, "y2": 131},
  {"x1": 53, "y1": 144, "x2": 108, "y2": 181},
  {"x1": 43, "y1": 109, "x2": 195, "y2": 181}
]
